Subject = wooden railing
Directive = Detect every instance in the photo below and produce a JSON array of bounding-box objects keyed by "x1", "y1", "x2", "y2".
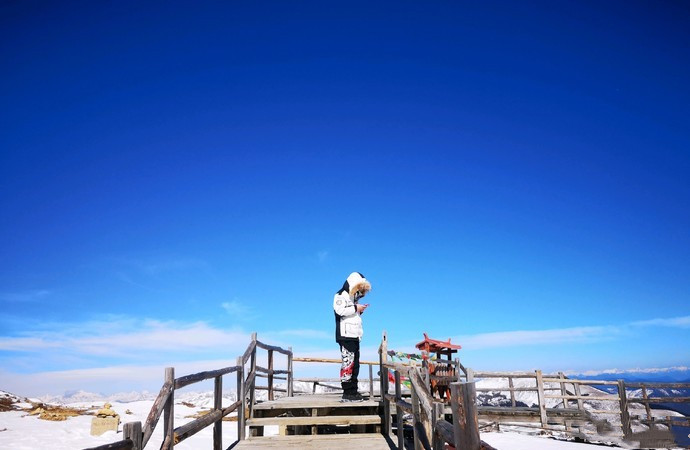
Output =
[
  {"x1": 379, "y1": 331, "x2": 497, "y2": 450},
  {"x1": 85, "y1": 333, "x2": 293, "y2": 450},
  {"x1": 379, "y1": 331, "x2": 690, "y2": 449},
  {"x1": 292, "y1": 356, "x2": 379, "y2": 397},
  {"x1": 470, "y1": 370, "x2": 690, "y2": 447}
]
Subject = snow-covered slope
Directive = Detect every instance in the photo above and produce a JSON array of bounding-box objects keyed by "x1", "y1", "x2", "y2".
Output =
[{"x1": 0, "y1": 386, "x2": 626, "y2": 450}]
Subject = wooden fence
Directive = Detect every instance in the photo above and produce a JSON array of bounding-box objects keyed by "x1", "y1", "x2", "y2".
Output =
[
  {"x1": 84, "y1": 330, "x2": 690, "y2": 450},
  {"x1": 468, "y1": 370, "x2": 690, "y2": 447},
  {"x1": 292, "y1": 356, "x2": 380, "y2": 397},
  {"x1": 85, "y1": 333, "x2": 293, "y2": 450},
  {"x1": 380, "y1": 330, "x2": 690, "y2": 449},
  {"x1": 379, "y1": 331, "x2": 497, "y2": 450}
]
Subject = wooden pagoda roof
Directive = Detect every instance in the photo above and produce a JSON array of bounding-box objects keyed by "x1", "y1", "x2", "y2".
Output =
[{"x1": 415, "y1": 333, "x2": 462, "y2": 352}]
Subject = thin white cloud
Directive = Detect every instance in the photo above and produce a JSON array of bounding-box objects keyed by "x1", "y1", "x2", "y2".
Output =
[
  {"x1": 630, "y1": 315, "x2": 690, "y2": 328},
  {"x1": 317, "y1": 250, "x2": 329, "y2": 262},
  {"x1": 1, "y1": 319, "x2": 250, "y2": 358},
  {"x1": 0, "y1": 289, "x2": 51, "y2": 303},
  {"x1": 0, "y1": 336, "x2": 61, "y2": 351},
  {"x1": 456, "y1": 325, "x2": 617, "y2": 350},
  {"x1": 221, "y1": 300, "x2": 252, "y2": 317},
  {"x1": 0, "y1": 359, "x2": 239, "y2": 397},
  {"x1": 267, "y1": 329, "x2": 331, "y2": 340},
  {"x1": 453, "y1": 314, "x2": 690, "y2": 351}
]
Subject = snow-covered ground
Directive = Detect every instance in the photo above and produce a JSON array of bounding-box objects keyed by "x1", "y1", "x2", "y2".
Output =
[{"x1": 0, "y1": 387, "x2": 682, "y2": 449}]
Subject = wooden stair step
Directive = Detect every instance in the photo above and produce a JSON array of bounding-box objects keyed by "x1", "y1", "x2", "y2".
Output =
[
  {"x1": 240, "y1": 433, "x2": 392, "y2": 448},
  {"x1": 246, "y1": 414, "x2": 381, "y2": 427}
]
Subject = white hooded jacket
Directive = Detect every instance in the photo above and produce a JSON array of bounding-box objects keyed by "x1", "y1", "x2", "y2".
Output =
[{"x1": 333, "y1": 272, "x2": 371, "y2": 342}]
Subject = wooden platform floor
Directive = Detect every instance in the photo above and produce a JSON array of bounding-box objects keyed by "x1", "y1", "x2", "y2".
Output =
[{"x1": 234, "y1": 433, "x2": 397, "y2": 449}]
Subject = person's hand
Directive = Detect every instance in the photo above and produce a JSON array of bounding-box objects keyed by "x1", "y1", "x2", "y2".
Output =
[{"x1": 357, "y1": 303, "x2": 369, "y2": 313}]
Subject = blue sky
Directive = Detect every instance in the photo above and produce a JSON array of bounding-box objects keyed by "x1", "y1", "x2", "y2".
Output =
[{"x1": 1, "y1": 1, "x2": 689, "y2": 396}]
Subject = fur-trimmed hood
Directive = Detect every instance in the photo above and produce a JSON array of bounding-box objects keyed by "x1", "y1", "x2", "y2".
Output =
[{"x1": 338, "y1": 272, "x2": 371, "y2": 300}]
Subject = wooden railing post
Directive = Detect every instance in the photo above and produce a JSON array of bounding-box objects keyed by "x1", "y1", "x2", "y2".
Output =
[
  {"x1": 535, "y1": 370, "x2": 548, "y2": 428},
  {"x1": 450, "y1": 381, "x2": 480, "y2": 450},
  {"x1": 618, "y1": 379, "x2": 632, "y2": 440},
  {"x1": 395, "y1": 370, "x2": 404, "y2": 449},
  {"x1": 411, "y1": 371, "x2": 423, "y2": 450},
  {"x1": 369, "y1": 364, "x2": 374, "y2": 399},
  {"x1": 558, "y1": 372, "x2": 572, "y2": 432},
  {"x1": 432, "y1": 402, "x2": 444, "y2": 450},
  {"x1": 287, "y1": 346, "x2": 293, "y2": 397},
  {"x1": 573, "y1": 381, "x2": 584, "y2": 411},
  {"x1": 213, "y1": 375, "x2": 222, "y2": 450},
  {"x1": 123, "y1": 421, "x2": 142, "y2": 450},
  {"x1": 268, "y1": 349, "x2": 274, "y2": 401},
  {"x1": 236, "y1": 356, "x2": 245, "y2": 440},
  {"x1": 379, "y1": 331, "x2": 390, "y2": 435},
  {"x1": 508, "y1": 376, "x2": 516, "y2": 408},
  {"x1": 162, "y1": 367, "x2": 175, "y2": 450},
  {"x1": 454, "y1": 358, "x2": 462, "y2": 382},
  {"x1": 249, "y1": 332, "x2": 257, "y2": 420},
  {"x1": 641, "y1": 384, "x2": 654, "y2": 430}
]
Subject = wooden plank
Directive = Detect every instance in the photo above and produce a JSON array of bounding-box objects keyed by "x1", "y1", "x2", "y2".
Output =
[
  {"x1": 436, "y1": 418, "x2": 454, "y2": 445},
  {"x1": 624, "y1": 381, "x2": 690, "y2": 389},
  {"x1": 246, "y1": 414, "x2": 381, "y2": 426},
  {"x1": 432, "y1": 402, "x2": 444, "y2": 450},
  {"x1": 256, "y1": 340, "x2": 292, "y2": 355},
  {"x1": 268, "y1": 350, "x2": 274, "y2": 401},
  {"x1": 628, "y1": 396, "x2": 690, "y2": 403},
  {"x1": 451, "y1": 382, "x2": 480, "y2": 450},
  {"x1": 462, "y1": 382, "x2": 480, "y2": 450},
  {"x1": 256, "y1": 367, "x2": 290, "y2": 375},
  {"x1": 174, "y1": 366, "x2": 240, "y2": 389},
  {"x1": 294, "y1": 356, "x2": 379, "y2": 366},
  {"x1": 618, "y1": 380, "x2": 632, "y2": 440},
  {"x1": 236, "y1": 357, "x2": 246, "y2": 441},
  {"x1": 213, "y1": 376, "x2": 222, "y2": 450},
  {"x1": 287, "y1": 346, "x2": 293, "y2": 397},
  {"x1": 369, "y1": 364, "x2": 374, "y2": 399},
  {"x1": 535, "y1": 370, "x2": 548, "y2": 428},
  {"x1": 241, "y1": 339, "x2": 257, "y2": 365},
  {"x1": 174, "y1": 410, "x2": 222, "y2": 444},
  {"x1": 311, "y1": 408, "x2": 318, "y2": 435},
  {"x1": 544, "y1": 394, "x2": 618, "y2": 401},
  {"x1": 477, "y1": 406, "x2": 584, "y2": 417},
  {"x1": 542, "y1": 377, "x2": 620, "y2": 386},
  {"x1": 236, "y1": 433, "x2": 395, "y2": 449},
  {"x1": 411, "y1": 384, "x2": 422, "y2": 450},
  {"x1": 395, "y1": 370, "x2": 404, "y2": 449},
  {"x1": 248, "y1": 335, "x2": 257, "y2": 421},
  {"x1": 380, "y1": 330, "x2": 390, "y2": 437},
  {"x1": 558, "y1": 372, "x2": 569, "y2": 409},
  {"x1": 572, "y1": 381, "x2": 584, "y2": 412},
  {"x1": 473, "y1": 371, "x2": 538, "y2": 378},
  {"x1": 123, "y1": 422, "x2": 141, "y2": 450},
  {"x1": 252, "y1": 394, "x2": 379, "y2": 410},
  {"x1": 142, "y1": 380, "x2": 172, "y2": 447},
  {"x1": 162, "y1": 367, "x2": 174, "y2": 450},
  {"x1": 83, "y1": 440, "x2": 134, "y2": 450}
]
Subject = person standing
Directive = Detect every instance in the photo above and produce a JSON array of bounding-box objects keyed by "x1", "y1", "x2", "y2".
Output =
[{"x1": 333, "y1": 272, "x2": 371, "y2": 402}]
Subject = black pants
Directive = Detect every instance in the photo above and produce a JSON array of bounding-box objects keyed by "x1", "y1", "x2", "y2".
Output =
[{"x1": 339, "y1": 340, "x2": 360, "y2": 395}]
